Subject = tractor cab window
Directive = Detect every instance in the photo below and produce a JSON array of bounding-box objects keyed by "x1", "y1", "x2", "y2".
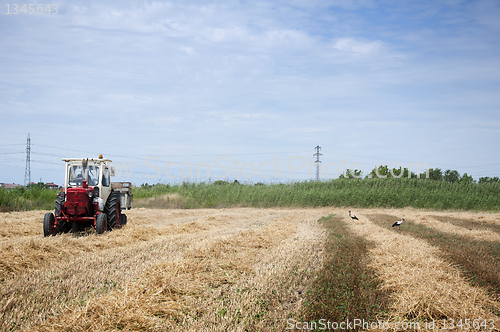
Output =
[
  {"x1": 102, "y1": 168, "x2": 110, "y2": 187},
  {"x1": 88, "y1": 166, "x2": 99, "y2": 186},
  {"x1": 69, "y1": 165, "x2": 86, "y2": 186}
]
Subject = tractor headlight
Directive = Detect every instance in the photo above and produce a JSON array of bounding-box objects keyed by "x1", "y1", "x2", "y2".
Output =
[{"x1": 88, "y1": 192, "x2": 93, "y2": 198}]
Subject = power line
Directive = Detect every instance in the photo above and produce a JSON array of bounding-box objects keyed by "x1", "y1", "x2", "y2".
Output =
[
  {"x1": 31, "y1": 143, "x2": 309, "y2": 159},
  {"x1": 31, "y1": 160, "x2": 61, "y2": 165}
]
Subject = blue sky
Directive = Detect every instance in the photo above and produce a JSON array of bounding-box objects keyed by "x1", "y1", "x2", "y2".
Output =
[{"x1": 1, "y1": 0, "x2": 499, "y2": 185}]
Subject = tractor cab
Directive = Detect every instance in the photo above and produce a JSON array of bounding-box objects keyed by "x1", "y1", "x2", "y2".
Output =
[{"x1": 63, "y1": 156, "x2": 114, "y2": 211}]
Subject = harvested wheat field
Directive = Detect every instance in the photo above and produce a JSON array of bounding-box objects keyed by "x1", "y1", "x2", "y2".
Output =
[{"x1": 1, "y1": 207, "x2": 500, "y2": 331}]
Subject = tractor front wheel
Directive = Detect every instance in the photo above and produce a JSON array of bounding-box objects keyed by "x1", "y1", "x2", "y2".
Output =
[
  {"x1": 43, "y1": 213, "x2": 56, "y2": 237},
  {"x1": 120, "y1": 214, "x2": 127, "y2": 226},
  {"x1": 95, "y1": 213, "x2": 107, "y2": 235},
  {"x1": 71, "y1": 221, "x2": 81, "y2": 233}
]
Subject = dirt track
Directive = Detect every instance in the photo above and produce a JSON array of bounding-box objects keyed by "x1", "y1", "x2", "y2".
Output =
[{"x1": 1, "y1": 207, "x2": 500, "y2": 331}]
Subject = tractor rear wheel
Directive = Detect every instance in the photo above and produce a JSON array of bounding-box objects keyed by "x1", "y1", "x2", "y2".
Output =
[
  {"x1": 55, "y1": 194, "x2": 70, "y2": 233},
  {"x1": 55, "y1": 193, "x2": 64, "y2": 215},
  {"x1": 95, "y1": 213, "x2": 107, "y2": 235},
  {"x1": 104, "y1": 191, "x2": 121, "y2": 230},
  {"x1": 43, "y1": 213, "x2": 56, "y2": 237}
]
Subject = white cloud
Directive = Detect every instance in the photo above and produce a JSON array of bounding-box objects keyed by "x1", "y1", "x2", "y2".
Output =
[{"x1": 333, "y1": 38, "x2": 384, "y2": 55}]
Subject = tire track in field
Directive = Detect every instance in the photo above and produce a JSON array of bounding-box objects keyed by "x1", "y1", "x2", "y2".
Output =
[{"x1": 300, "y1": 214, "x2": 390, "y2": 327}]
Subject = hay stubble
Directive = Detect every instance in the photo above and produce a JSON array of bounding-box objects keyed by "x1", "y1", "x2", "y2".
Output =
[
  {"x1": 2, "y1": 207, "x2": 500, "y2": 331},
  {"x1": 1, "y1": 208, "x2": 328, "y2": 331}
]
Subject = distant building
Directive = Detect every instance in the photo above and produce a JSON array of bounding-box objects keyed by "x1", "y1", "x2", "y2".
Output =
[
  {"x1": 1, "y1": 183, "x2": 20, "y2": 190},
  {"x1": 45, "y1": 182, "x2": 59, "y2": 189}
]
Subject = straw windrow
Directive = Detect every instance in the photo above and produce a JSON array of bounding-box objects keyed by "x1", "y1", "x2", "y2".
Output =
[{"x1": 0, "y1": 208, "x2": 329, "y2": 331}]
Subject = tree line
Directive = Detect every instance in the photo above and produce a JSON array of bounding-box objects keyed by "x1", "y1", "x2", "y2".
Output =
[{"x1": 339, "y1": 165, "x2": 499, "y2": 184}]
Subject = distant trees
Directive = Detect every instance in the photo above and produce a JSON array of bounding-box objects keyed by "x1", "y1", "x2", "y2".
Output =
[
  {"x1": 357, "y1": 165, "x2": 481, "y2": 184},
  {"x1": 443, "y1": 169, "x2": 460, "y2": 183},
  {"x1": 459, "y1": 173, "x2": 475, "y2": 184},
  {"x1": 339, "y1": 169, "x2": 363, "y2": 179},
  {"x1": 367, "y1": 165, "x2": 390, "y2": 179},
  {"x1": 427, "y1": 168, "x2": 443, "y2": 181},
  {"x1": 478, "y1": 176, "x2": 500, "y2": 183},
  {"x1": 365, "y1": 165, "x2": 417, "y2": 179}
]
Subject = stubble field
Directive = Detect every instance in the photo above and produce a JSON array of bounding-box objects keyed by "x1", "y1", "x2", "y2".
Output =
[{"x1": 1, "y1": 207, "x2": 500, "y2": 331}]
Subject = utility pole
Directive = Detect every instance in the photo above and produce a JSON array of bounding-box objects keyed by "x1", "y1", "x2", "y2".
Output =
[
  {"x1": 313, "y1": 145, "x2": 322, "y2": 181},
  {"x1": 24, "y1": 133, "x2": 31, "y2": 187}
]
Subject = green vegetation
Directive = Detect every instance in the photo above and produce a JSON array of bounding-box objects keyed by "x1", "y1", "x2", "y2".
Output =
[
  {"x1": 2, "y1": 165, "x2": 500, "y2": 212},
  {"x1": 0, "y1": 184, "x2": 57, "y2": 212},
  {"x1": 134, "y1": 178, "x2": 500, "y2": 211},
  {"x1": 349, "y1": 165, "x2": 478, "y2": 184},
  {"x1": 302, "y1": 215, "x2": 388, "y2": 324}
]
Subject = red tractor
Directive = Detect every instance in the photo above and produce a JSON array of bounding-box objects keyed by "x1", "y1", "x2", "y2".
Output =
[{"x1": 43, "y1": 156, "x2": 132, "y2": 236}]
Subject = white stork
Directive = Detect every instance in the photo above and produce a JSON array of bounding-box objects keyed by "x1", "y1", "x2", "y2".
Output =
[
  {"x1": 392, "y1": 218, "x2": 404, "y2": 230},
  {"x1": 348, "y1": 210, "x2": 358, "y2": 220}
]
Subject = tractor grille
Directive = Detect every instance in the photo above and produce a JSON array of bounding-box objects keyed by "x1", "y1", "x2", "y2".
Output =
[{"x1": 65, "y1": 188, "x2": 90, "y2": 217}]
